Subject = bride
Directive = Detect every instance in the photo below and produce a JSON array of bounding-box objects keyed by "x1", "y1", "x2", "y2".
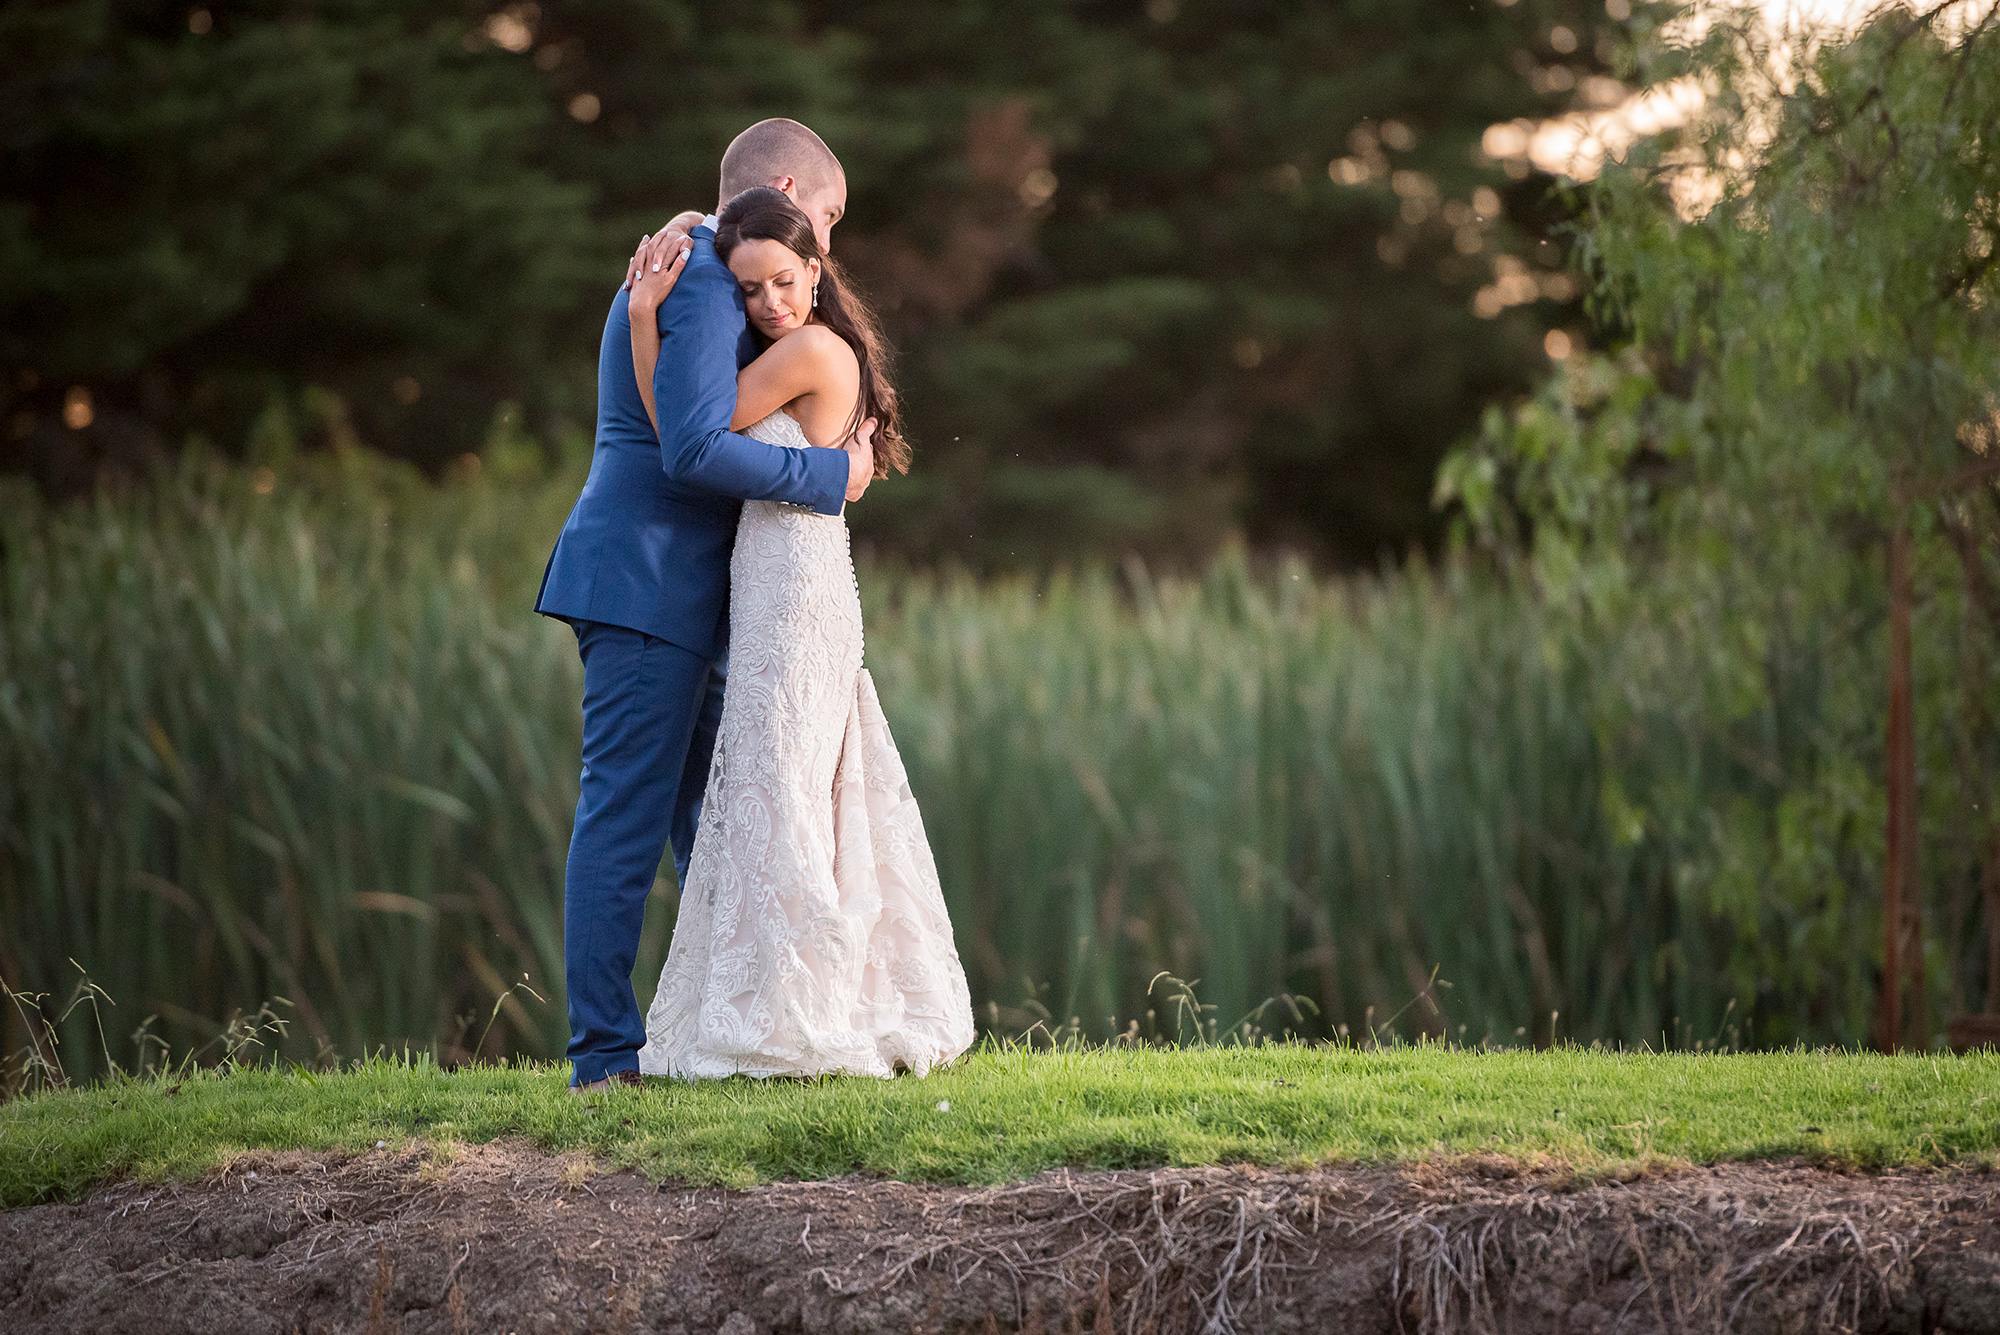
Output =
[{"x1": 623, "y1": 187, "x2": 975, "y2": 1080}]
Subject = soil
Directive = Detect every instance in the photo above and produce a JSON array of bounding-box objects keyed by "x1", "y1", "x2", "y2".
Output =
[{"x1": 2, "y1": 1141, "x2": 1999, "y2": 1335}]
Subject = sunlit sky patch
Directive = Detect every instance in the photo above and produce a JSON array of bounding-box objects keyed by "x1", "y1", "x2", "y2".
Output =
[{"x1": 1500, "y1": 0, "x2": 1994, "y2": 183}]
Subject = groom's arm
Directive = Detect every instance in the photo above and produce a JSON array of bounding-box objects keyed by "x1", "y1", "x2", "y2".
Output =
[{"x1": 653, "y1": 241, "x2": 849, "y2": 514}]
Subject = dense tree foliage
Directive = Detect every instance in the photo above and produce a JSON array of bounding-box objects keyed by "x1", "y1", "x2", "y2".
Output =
[
  {"x1": 1442, "y1": 2, "x2": 2000, "y2": 1046},
  {"x1": 2, "y1": 0, "x2": 1617, "y2": 564},
  {"x1": 0, "y1": 1, "x2": 593, "y2": 492}
]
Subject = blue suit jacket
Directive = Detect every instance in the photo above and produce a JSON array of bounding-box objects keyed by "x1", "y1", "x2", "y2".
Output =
[{"x1": 535, "y1": 225, "x2": 847, "y2": 657}]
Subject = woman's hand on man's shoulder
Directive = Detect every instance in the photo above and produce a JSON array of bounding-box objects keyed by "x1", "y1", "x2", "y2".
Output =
[
  {"x1": 626, "y1": 227, "x2": 697, "y2": 319},
  {"x1": 622, "y1": 211, "x2": 708, "y2": 293}
]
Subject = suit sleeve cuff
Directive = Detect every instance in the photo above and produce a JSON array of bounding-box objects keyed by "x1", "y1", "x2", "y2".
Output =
[{"x1": 803, "y1": 444, "x2": 849, "y2": 516}]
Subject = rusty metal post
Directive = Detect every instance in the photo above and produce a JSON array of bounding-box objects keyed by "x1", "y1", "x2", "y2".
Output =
[
  {"x1": 1883, "y1": 519, "x2": 1919, "y2": 1052},
  {"x1": 1987, "y1": 833, "x2": 2000, "y2": 1014}
]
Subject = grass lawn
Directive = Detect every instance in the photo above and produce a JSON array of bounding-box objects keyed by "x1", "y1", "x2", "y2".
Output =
[{"x1": 4, "y1": 1043, "x2": 1998, "y2": 1207}]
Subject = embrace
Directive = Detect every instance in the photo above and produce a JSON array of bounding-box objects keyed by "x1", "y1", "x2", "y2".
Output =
[{"x1": 535, "y1": 118, "x2": 975, "y2": 1090}]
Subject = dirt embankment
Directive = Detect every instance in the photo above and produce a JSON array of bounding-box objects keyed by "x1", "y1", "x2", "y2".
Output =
[{"x1": 2, "y1": 1142, "x2": 1998, "y2": 1334}]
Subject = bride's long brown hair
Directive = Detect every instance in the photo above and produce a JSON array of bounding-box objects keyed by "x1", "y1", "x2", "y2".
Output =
[{"x1": 716, "y1": 187, "x2": 907, "y2": 476}]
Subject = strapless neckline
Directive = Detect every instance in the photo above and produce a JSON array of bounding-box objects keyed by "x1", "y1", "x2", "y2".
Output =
[{"x1": 744, "y1": 408, "x2": 812, "y2": 451}]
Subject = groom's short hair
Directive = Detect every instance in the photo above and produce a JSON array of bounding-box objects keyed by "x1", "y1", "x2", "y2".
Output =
[{"x1": 719, "y1": 119, "x2": 843, "y2": 205}]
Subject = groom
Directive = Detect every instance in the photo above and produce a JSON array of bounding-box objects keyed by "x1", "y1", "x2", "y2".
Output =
[{"x1": 535, "y1": 118, "x2": 874, "y2": 1090}]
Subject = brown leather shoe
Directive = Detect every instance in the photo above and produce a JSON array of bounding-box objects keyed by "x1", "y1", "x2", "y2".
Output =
[{"x1": 569, "y1": 1068, "x2": 645, "y2": 1094}]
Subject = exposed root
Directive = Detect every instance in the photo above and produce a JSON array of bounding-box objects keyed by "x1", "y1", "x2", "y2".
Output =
[
  {"x1": 1385, "y1": 1169, "x2": 1942, "y2": 1335},
  {"x1": 870, "y1": 1169, "x2": 1338, "y2": 1332},
  {"x1": 857, "y1": 1162, "x2": 1989, "y2": 1335}
]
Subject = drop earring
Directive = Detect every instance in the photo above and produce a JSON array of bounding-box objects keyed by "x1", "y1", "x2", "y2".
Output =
[{"x1": 811, "y1": 283, "x2": 819, "y2": 308}]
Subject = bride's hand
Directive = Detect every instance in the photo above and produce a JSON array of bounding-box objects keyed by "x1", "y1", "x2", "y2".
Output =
[
  {"x1": 623, "y1": 211, "x2": 705, "y2": 291},
  {"x1": 843, "y1": 418, "x2": 878, "y2": 503},
  {"x1": 628, "y1": 232, "x2": 692, "y2": 319}
]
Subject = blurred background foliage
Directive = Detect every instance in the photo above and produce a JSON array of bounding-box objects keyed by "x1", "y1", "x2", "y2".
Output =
[
  {"x1": 5, "y1": 1, "x2": 2000, "y2": 1081},
  {"x1": 2, "y1": 0, "x2": 1619, "y2": 566}
]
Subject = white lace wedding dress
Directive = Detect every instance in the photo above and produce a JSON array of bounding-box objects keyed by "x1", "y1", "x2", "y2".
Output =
[{"x1": 638, "y1": 409, "x2": 976, "y2": 1080}]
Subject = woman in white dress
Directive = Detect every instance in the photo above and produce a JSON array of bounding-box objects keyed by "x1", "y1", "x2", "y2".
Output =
[{"x1": 623, "y1": 187, "x2": 975, "y2": 1080}]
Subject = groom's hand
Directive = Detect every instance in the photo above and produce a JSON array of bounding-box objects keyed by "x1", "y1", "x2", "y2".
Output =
[
  {"x1": 623, "y1": 211, "x2": 706, "y2": 290},
  {"x1": 844, "y1": 418, "x2": 878, "y2": 502}
]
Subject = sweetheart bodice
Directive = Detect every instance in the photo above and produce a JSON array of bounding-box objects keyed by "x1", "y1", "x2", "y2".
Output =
[{"x1": 743, "y1": 408, "x2": 812, "y2": 451}]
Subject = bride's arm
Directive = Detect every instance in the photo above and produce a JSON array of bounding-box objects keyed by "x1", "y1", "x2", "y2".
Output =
[
  {"x1": 632, "y1": 276, "x2": 838, "y2": 440},
  {"x1": 626, "y1": 224, "x2": 700, "y2": 431},
  {"x1": 628, "y1": 224, "x2": 859, "y2": 445},
  {"x1": 730, "y1": 327, "x2": 860, "y2": 438}
]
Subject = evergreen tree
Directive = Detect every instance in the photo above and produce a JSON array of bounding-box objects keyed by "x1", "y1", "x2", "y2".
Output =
[
  {"x1": 5, "y1": 0, "x2": 1612, "y2": 564},
  {"x1": 1, "y1": 0, "x2": 592, "y2": 487},
  {"x1": 533, "y1": 0, "x2": 1619, "y2": 562}
]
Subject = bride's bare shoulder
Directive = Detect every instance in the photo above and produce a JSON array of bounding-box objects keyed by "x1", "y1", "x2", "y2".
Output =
[{"x1": 786, "y1": 324, "x2": 859, "y2": 376}]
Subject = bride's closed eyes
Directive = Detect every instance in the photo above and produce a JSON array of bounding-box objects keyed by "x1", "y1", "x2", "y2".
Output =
[
  {"x1": 738, "y1": 272, "x2": 798, "y2": 298},
  {"x1": 727, "y1": 237, "x2": 820, "y2": 340}
]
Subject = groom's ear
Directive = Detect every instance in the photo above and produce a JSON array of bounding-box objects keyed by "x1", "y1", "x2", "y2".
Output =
[{"x1": 767, "y1": 174, "x2": 798, "y2": 199}]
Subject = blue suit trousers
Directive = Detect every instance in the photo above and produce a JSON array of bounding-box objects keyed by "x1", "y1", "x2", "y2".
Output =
[{"x1": 563, "y1": 620, "x2": 725, "y2": 1084}]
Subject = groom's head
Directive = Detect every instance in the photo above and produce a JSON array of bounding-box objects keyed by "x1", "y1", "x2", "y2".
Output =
[{"x1": 719, "y1": 119, "x2": 846, "y2": 252}]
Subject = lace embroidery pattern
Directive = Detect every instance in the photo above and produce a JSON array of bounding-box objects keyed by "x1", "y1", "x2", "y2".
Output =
[{"x1": 639, "y1": 410, "x2": 976, "y2": 1079}]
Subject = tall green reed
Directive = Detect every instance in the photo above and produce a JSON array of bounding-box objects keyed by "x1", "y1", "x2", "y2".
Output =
[
  {"x1": 862, "y1": 555, "x2": 1700, "y2": 1050},
  {"x1": 0, "y1": 447, "x2": 585, "y2": 1075},
  {"x1": 0, "y1": 446, "x2": 1879, "y2": 1081}
]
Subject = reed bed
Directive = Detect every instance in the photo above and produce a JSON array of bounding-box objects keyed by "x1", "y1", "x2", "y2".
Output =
[
  {"x1": 865, "y1": 557, "x2": 1674, "y2": 1050},
  {"x1": 0, "y1": 450, "x2": 1890, "y2": 1080},
  {"x1": 0, "y1": 451, "x2": 583, "y2": 1075}
]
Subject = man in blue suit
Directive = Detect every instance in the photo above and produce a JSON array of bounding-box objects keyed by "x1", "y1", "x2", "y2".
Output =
[{"x1": 535, "y1": 119, "x2": 875, "y2": 1090}]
